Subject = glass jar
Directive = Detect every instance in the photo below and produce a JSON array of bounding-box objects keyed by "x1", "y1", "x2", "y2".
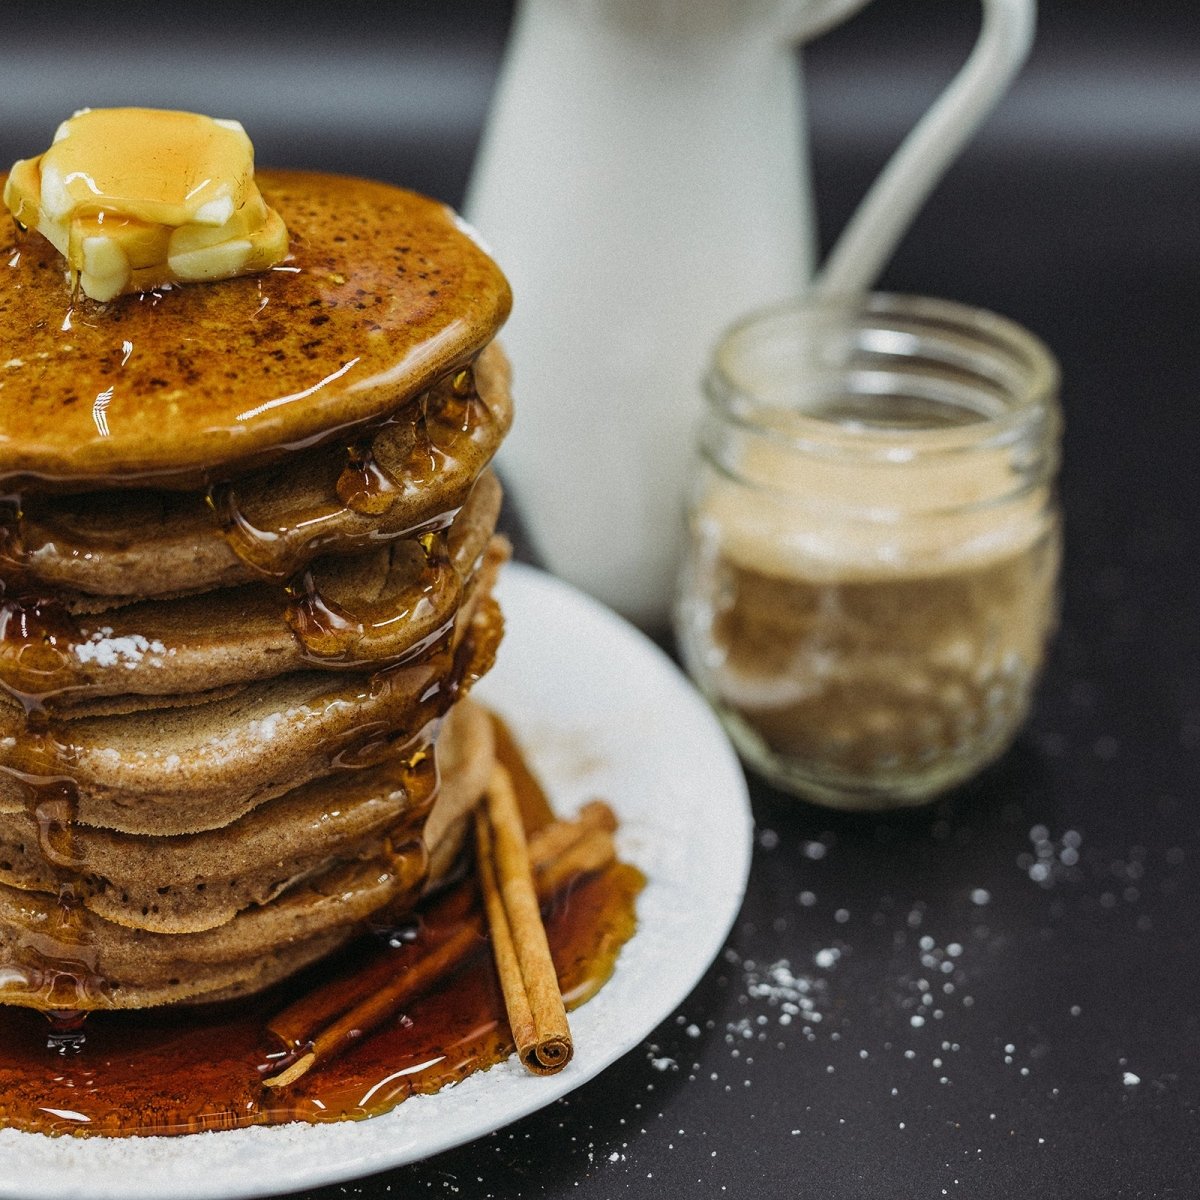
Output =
[{"x1": 675, "y1": 294, "x2": 1062, "y2": 809}]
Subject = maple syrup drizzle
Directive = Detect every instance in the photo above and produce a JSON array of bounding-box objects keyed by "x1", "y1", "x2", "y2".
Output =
[
  {"x1": 0, "y1": 590, "x2": 84, "y2": 716},
  {"x1": 377, "y1": 734, "x2": 438, "y2": 887},
  {"x1": 0, "y1": 723, "x2": 644, "y2": 1137},
  {"x1": 0, "y1": 495, "x2": 29, "y2": 590},
  {"x1": 334, "y1": 363, "x2": 493, "y2": 518},
  {"x1": 282, "y1": 530, "x2": 459, "y2": 667},
  {"x1": 336, "y1": 437, "x2": 406, "y2": 516},
  {"x1": 324, "y1": 600, "x2": 497, "y2": 775},
  {"x1": 0, "y1": 729, "x2": 107, "y2": 1014},
  {"x1": 203, "y1": 360, "x2": 496, "y2": 588},
  {"x1": 10, "y1": 880, "x2": 106, "y2": 1016},
  {"x1": 283, "y1": 569, "x2": 365, "y2": 658},
  {"x1": 204, "y1": 479, "x2": 288, "y2": 580}
]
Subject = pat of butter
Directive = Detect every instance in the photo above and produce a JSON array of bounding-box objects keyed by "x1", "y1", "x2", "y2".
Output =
[{"x1": 3, "y1": 107, "x2": 289, "y2": 301}]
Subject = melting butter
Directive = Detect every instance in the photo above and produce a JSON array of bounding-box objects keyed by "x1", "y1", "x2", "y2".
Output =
[{"x1": 3, "y1": 107, "x2": 289, "y2": 301}]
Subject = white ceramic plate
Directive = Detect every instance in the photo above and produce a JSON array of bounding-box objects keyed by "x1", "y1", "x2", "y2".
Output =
[{"x1": 0, "y1": 563, "x2": 752, "y2": 1200}]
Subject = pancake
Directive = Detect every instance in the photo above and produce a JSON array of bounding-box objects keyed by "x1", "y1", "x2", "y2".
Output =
[
  {"x1": 0, "y1": 856, "x2": 416, "y2": 1011},
  {"x1": 423, "y1": 698, "x2": 496, "y2": 858},
  {"x1": 0, "y1": 697, "x2": 494, "y2": 936},
  {"x1": 0, "y1": 884, "x2": 352, "y2": 1010},
  {"x1": 2, "y1": 342, "x2": 512, "y2": 603},
  {"x1": 0, "y1": 470, "x2": 501, "y2": 712},
  {"x1": 0, "y1": 170, "x2": 511, "y2": 490}
]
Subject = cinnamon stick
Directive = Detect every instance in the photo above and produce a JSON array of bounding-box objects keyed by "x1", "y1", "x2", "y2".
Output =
[
  {"x1": 477, "y1": 765, "x2": 573, "y2": 1075},
  {"x1": 261, "y1": 804, "x2": 614, "y2": 1087},
  {"x1": 474, "y1": 813, "x2": 537, "y2": 1063}
]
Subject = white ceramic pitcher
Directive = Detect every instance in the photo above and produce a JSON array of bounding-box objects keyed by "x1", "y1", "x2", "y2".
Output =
[{"x1": 467, "y1": 0, "x2": 1036, "y2": 628}]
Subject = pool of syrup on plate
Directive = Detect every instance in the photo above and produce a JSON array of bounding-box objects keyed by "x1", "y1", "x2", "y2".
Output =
[{"x1": 0, "y1": 723, "x2": 643, "y2": 1136}]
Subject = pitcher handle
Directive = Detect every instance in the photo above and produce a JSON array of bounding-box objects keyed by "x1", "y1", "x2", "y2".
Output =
[{"x1": 787, "y1": 0, "x2": 1037, "y2": 297}]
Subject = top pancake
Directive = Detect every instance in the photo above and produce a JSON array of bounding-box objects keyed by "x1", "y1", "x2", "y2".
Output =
[{"x1": 0, "y1": 169, "x2": 511, "y2": 489}]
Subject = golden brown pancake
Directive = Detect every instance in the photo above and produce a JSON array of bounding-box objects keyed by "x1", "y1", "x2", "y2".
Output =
[
  {"x1": 0, "y1": 859, "x2": 414, "y2": 1010},
  {"x1": 0, "y1": 170, "x2": 512, "y2": 490}
]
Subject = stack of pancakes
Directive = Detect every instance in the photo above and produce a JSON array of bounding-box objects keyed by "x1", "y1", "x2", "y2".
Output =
[{"x1": 0, "y1": 171, "x2": 513, "y2": 1010}]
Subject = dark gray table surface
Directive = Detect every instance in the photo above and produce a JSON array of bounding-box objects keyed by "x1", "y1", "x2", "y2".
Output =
[{"x1": 2, "y1": 2, "x2": 1198, "y2": 1197}]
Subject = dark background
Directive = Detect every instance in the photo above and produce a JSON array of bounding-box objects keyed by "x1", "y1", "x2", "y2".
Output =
[{"x1": 4, "y1": 2, "x2": 1199, "y2": 1196}]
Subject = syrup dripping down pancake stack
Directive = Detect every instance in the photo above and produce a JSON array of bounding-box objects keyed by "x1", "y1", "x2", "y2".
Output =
[{"x1": 0, "y1": 169, "x2": 514, "y2": 1010}]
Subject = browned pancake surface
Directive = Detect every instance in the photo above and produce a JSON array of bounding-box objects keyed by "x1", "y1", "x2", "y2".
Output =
[{"x1": 0, "y1": 170, "x2": 511, "y2": 488}]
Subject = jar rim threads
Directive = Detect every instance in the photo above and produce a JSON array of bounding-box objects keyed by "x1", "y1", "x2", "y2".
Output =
[{"x1": 707, "y1": 293, "x2": 1060, "y2": 462}]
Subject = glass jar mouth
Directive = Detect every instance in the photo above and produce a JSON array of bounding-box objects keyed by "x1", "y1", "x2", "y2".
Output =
[{"x1": 706, "y1": 293, "x2": 1060, "y2": 461}]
